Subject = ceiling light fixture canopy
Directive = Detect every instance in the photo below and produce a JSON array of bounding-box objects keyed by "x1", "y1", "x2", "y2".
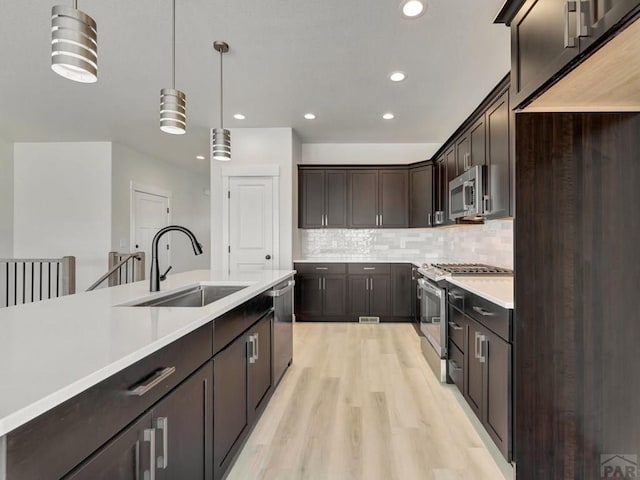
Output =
[
  {"x1": 389, "y1": 71, "x2": 406, "y2": 82},
  {"x1": 401, "y1": 0, "x2": 426, "y2": 18},
  {"x1": 383, "y1": 113, "x2": 395, "y2": 120},
  {"x1": 50, "y1": 1, "x2": 98, "y2": 83},
  {"x1": 211, "y1": 41, "x2": 231, "y2": 161},
  {"x1": 304, "y1": 113, "x2": 316, "y2": 120},
  {"x1": 160, "y1": 0, "x2": 186, "y2": 135}
]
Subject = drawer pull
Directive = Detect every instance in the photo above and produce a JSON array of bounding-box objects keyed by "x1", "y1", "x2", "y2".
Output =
[
  {"x1": 363, "y1": 267, "x2": 376, "y2": 270},
  {"x1": 315, "y1": 267, "x2": 328, "y2": 270},
  {"x1": 449, "y1": 360, "x2": 462, "y2": 371},
  {"x1": 472, "y1": 305, "x2": 495, "y2": 317},
  {"x1": 448, "y1": 291, "x2": 463, "y2": 300},
  {"x1": 129, "y1": 367, "x2": 176, "y2": 396},
  {"x1": 448, "y1": 321, "x2": 463, "y2": 331}
]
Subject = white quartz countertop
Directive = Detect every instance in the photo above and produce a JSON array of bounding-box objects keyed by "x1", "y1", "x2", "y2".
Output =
[
  {"x1": 294, "y1": 258, "x2": 423, "y2": 266},
  {"x1": 0, "y1": 269, "x2": 295, "y2": 437},
  {"x1": 446, "y1": 276, "x2": 514, "y2": 309}
]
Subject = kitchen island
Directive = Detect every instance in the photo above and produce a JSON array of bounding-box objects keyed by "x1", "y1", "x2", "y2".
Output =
[{"x1": 0, "y1": 268, "x2": 295, "y2": 480}]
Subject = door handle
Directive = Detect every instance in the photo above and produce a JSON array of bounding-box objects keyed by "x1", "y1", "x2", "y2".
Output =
[
  {"x1": 428, "y1": 212, "x2": 432, "y2": 226},
  {"x1": 253, "y1": 333, "x2": 260, "y2": 361},
  {"x1": 248, "y1": 335, "x2": 256, "y2": 363},
  {"x1": 370, "y1": 277, "x2": 374, "y2": 291},
  {"x1": 323, "y1": 278, "x2": 326, "y2": 290},
  {"x1": 479, "y1": 335, "x2": 487, "y2": 363},
  {"x1": 318, "y1": 278, "x2": 322, "y2": 290},
  {"x1": 156, "y1": 417, "x2": 169, "y2": 469},
  {"x1": 265, "y1": 254, "x2": 271, "y2": 260},
  {"x1": 144, "y1": 428, "x2": 156, "y2": 480},
  {"x1": 564, "y1": 0, "x2": 577, "y2": 48},
  {"x1": 474, "y1": 332, "x2": 480, "y2": 360}
]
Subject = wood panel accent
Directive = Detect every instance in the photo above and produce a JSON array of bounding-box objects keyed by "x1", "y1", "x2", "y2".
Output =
[
  {"x1": 515, "y1": 112, "x2": 640, "y2": 479},
  {"x1": 525, "y1": 17, "x2": 640, "y2": 112}
]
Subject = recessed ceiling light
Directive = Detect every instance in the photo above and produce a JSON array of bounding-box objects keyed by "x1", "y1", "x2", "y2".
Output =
[
  {"x1": 196, "y1": 155, "x2": 205, "y2": 160},
  {"x1": 401, "y1": 0, "x2": 426, "y2": 18},
  {"x1": 389, "y1": 71, "x2": 406, "y2": 82},
  {"x1": 304, "y1": 113, "x2": 316, "y2": 120},
  {"x1": 383, "y1": 113, "x2": 395, "y2": 120},
  {"x1": 233, "y1": 113, "x2": 245, "y2": 120}
]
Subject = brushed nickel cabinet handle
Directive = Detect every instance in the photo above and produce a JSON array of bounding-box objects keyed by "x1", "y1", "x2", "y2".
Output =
[
  {"x1": 363, "y1": 267, "x2": 376, "y2": 270},
  {"x1": 472, "y1": 305, "x2": 495, "y2": 316},
  {"x1": 144, "y1": 428, "x2": 156, "y2": 480},
  {"x1": 449, "y1": 360, "x2": 462, "y2": 371},
  {"x1": 156, "y1": 417, "x2": 169, "y2": 469},
  {"x1": 576, "y1": 0, "x2": 588, "y2": 37},
  {"x1": 129, "y1": 367, "x2": 176, "y2": 396},
  {"x1": 254, "y1": 332, "x2": 259, "y2": 360},
  {"x1": 448, "y1": 321, "x2": 463, "y2": 331},
  {"x1": 564, "y1": 1, "x2": 577, "y2": 48},
  {"x1": 315, "y1": 267, "x2": 329, "y2": 270}
]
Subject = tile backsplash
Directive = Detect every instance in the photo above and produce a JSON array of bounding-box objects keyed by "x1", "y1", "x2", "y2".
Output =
[{"x1": 298, "y1": 219, "x2": 514, "y2": 269}]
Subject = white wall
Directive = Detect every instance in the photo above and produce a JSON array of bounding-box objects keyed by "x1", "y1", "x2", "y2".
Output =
[
  {"x1": 0, "y1": 137, "x2": 13, "y2": 258},
  {"x1": 301, "y1": 143, "x2": 441, "y2": 165},
  {"x1": 211, "y1": 128, "x2": 295, "y2": 271},
  {"x1": 13, "y1": 142, "x2": 112, "y2": 291},
  {"x1": 111, "y1": 143, "x2": 210, "y2": 275}
]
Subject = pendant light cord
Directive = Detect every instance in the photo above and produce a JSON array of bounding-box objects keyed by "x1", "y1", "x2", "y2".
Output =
[
  {"x1": 172, "y1": 0, "x2": 176, "y2": 88},
  {"x1": 219, "y1": 49, "x2": 223, "y2": 128}
]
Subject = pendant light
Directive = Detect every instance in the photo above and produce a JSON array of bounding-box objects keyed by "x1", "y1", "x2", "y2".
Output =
[
  {"x1": 160, "y1": 0, "x2": 186, "y2": 135},
  {"x1": 211, "y1": 41, "x2": 231, "y2": 161},
  {"x1": 51, "y1": 1, "x2": 98, "y2": 83}
]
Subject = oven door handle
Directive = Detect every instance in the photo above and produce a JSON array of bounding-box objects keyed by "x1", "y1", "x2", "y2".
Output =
[{"x1": 417, "y1": 279, "x2": 442, "y2": 298}]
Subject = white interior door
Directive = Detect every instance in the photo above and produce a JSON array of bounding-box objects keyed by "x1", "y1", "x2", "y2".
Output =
[
  {"x1": 132, "y1": 189, "x2": 170, "y2": 272},
  {"x1": 228, "y1": 177, "x2": 274, "y2": 271}
]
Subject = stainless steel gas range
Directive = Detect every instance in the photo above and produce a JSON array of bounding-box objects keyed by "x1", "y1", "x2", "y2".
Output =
[{"x1": 415, "y1": 263, "x2": 513, "y2": 381}]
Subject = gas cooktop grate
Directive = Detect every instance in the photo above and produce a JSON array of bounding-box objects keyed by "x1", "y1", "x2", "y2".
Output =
[{"x1": 431, "y1": 263, "x2": 513, "y2": 275}]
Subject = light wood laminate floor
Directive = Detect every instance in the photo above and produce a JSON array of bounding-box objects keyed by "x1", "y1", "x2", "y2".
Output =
[{"x1": 227, "y1": 322, "x2": 507, "y2": 480}]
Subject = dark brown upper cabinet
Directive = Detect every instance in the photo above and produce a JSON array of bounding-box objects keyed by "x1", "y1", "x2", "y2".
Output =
[
  {"x1": 507, "y1": 0, "x2": 640, "y2": 107},
  {"x1": 444, "y1": 146, "x2": 457, "y2": 225},
  {"x1": 379, "y1": 169, "x2": 409, "y2": 228},
  {"x1": 485, "y1": 90, "x2": 511, "y2": 219},
  {"x1": 433, "y1": 158, "x2": 447, "y2": 226},
  {"x1": 348, "y1": 169, "x2": 379, "y2": 227},
  {"x1": 456, "y1": 117, "x2": 486, "y2": 174},
  {"x1": 409, "y1": 164, "x2": 434, "y2": 227},
  {"x1": 298, "y1": 169, "x2": 347, "y2": 228},
  {"x1": 348, "y1": 169, "x2": 408, "y2": 228}
]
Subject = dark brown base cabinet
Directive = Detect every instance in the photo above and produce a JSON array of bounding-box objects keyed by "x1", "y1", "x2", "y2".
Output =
[
  {"x1": 6, "y1": 286, "x2": 289, "y2": 480},
  {"x1": 446, "y1": 286, "x2": 512, "y2": 461},
  {"x1": 68, "y1": 362, "x2": 214, "y2": 480},
  {"x1": 295, "y1": 263, "x2": 413, "y2": 322}
]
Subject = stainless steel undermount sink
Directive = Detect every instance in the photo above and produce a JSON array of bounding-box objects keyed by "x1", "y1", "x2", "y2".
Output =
[{"x1": 127, "y1": 284, "x2": 248, "y2": 307}]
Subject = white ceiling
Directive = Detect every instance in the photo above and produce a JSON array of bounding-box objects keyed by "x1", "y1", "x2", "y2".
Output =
[{"x1": 0, "y1": 0, "x2": 510, "y2": 170}]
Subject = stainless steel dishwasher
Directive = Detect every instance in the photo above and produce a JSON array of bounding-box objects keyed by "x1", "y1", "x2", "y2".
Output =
[{"x1": 268, "y1": 277, "x2": 295, "y2": 385}]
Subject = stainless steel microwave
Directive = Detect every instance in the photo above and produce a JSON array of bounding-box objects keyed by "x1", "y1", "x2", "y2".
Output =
[{"x1": 449, "y1": 165, "x2": 486, "y2": 220}]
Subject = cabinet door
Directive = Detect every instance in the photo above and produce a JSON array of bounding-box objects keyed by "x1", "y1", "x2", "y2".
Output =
[
  {"x1": 445, "y1": 147, "x2": 457, "y2": 225},
  {"x1": 296, "y1": 274, "x2": 323, "y2": 317},
  {"x1": 392, "y1": 264, "x2": 413, "y2": 317},
  {"x1": 213, "y1": 336, "x2": 249, "y2": 479},
  {"x1": 486, "y1": 90, "x2": 511, "y2": 219},
  {"x1": 248, "y1": 314, "x2": 273, "y2": 420},
  {"x1": 348, "y1": 276, "x2": 370, "y2": 316},
  {"x1": 369, "y1": 275, "x2": 392, "y2": 317},
  {"x1": 348, "y1": 170, "x2": 379, "y2": 227},
  {"x1": 325, "y1": 170, "x2": 348, "y2": 228},
  {"x1": 409, "y1": 165, "x2": 434, "y2": 227},
  {"x1": 581, "y1": 0, "x2": 640, "y2": 50},
  {"x1": 299, "y1": 170, "x2": 325, "y2": 228},
  {"x1": 469, "y1": 117, "x2": 486, "y2": 169},
  {"x1": 66, "y1": 413, "x2": 153, "y2": 480},
  {"x1": 511, "y1": 0, "x2": 580, "y2": 106},
  {"x1": 456, "y1": 134, "x2": 470, "y2": 174},
  {"x1": 154, "y1": 362, "x2": 213, "y2": 480},
  {"x1": 434, "y1": 158, "x2": 447, "y2": 225},
  {"x1": 379, "y1": 170, "x2": 409, "y2": 228},
  {"x1": 465, "y1": 319, "x2": 484, "y2": 419},
  {"x1": 323, "y1": 274, "x2": 347, "y2": 316},
  {"x1": 483, "y1": 328, "x2": 512, "y2": 460}
]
